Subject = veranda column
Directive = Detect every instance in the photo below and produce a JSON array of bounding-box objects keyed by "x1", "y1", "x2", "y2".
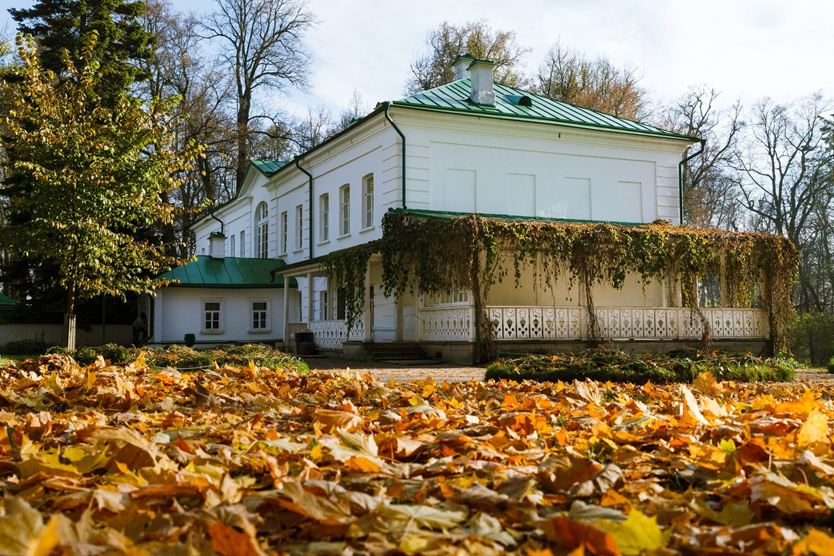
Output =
[
  {"x1": 364, "y1": 260, "x2": 372, "y2": 342},
  {"x1": 283, "y1": 278, "x2": 290, "y2": 346},
  {"x1": 307, "y1": 273, "x2": 313, "y2": 324}
]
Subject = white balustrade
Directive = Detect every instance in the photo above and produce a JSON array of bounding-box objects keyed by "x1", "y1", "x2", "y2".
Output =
[
  {"x1": 487, "y1": 306, "x2": 768, "y2": 341},
  {"x1": 308, "y1": 315, "x2": 366, "y2": 350},
  {"x1": 420, "y1": 307, "x2": 475, "y2": 341}
]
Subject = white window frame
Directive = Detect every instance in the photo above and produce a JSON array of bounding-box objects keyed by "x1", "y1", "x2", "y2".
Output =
[
  {"x1": 230, "y1": 234, "x2": 236, "y2": 257},
  {"x1": 256, "y1": 202, "x2": 269, "y2": 259},
  {"x1": 280, "y1": 211, "x2": 288, "y2": 255},
  {"x1": 295, "y1": 204, "x2": 304, "y2": 251},
  {"x1": 240, "y1": 231, "x2": 245, "y2": 257},
  {"x1": 362, "y1": 174, "x2": 374, "y2": 230},
  {"x1": 339, "y1": 185, "x2": 350, "y2": 237},
  {"x1": 202, "y1": 299, "x2": 223, "y2": 334},
  {"x1": 319, "y1": 193, "x2": 329, "y2": 243},
  {"x1": 249, "y1": 298, "x2": 270, "y2": 333}
]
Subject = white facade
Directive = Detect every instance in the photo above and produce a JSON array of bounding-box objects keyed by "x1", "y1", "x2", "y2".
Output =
[
  {"x1": 178, "y1": 65, "x2": 770, "y2": 361},
  {"x1": 153, "y1": 286, "x2": 292, "y2": 346}
]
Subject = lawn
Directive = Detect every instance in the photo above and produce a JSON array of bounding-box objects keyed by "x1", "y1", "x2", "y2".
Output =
[{"x1": 0, "y1": 351, "x2": 830, "y2": 554}]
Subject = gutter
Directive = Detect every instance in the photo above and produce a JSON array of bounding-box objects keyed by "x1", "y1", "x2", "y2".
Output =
[
  {"x1": 677, "y1": 139, "x2": 706, "y2": 225},
  {"x1": 383, "y1": 102, "x2": 407, "y2": 209},
  {"x1": 295, "y1": 157, "x2": 314, "y2": 260}
]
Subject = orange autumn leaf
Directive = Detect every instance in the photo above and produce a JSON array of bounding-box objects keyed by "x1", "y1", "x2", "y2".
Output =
[
  {"x1": 543, "y1": 517, "x2": 620, "y2": 556},
  {"x1": 209, "y1": 522, "x2": 265, "y2": 556}
]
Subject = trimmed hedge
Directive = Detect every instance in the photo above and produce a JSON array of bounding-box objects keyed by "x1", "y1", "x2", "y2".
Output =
[
  {"x1": 485, "y1": 347, "x2": 795, "y2": 384},
  {"x1": 45, "y1": 344, "x2": 309, "y2": 373}
]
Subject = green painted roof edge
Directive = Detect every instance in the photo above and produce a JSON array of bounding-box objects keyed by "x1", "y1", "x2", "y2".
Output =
[
  {"x1": 0, "y1": 293, "x2": 18, "y2": 306},
  {"x1": 388, "y1": 208, "x2": 645, "y2": 227},
  {"x1": 251, "y1": 160, "x2": 288, "y2": 177},
  {"x1": 392, "y1": 79, "x2": 698, "y2": 143}
]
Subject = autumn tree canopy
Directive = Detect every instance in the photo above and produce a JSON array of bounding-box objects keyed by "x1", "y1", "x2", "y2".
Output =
[{"x1": 0, "y1": 35, "x2": 202, "y2": 347}]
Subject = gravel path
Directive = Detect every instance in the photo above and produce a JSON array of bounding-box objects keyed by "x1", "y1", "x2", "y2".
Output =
[{"x1": 303, "y1": 356, "x2": 831, "y2": 384}]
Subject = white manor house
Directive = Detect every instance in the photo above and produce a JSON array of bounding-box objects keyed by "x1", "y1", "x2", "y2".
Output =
[{"x1": 151, "y1": 57, "x2": 774, "y2": 363}]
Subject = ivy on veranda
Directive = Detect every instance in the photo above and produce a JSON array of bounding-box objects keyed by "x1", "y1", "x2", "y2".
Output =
[{"x1": 322, "y1": 212, "x2": 799, "y2": 356}]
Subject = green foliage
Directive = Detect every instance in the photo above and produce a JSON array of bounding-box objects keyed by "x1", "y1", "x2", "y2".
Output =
[
  {"x1": 0, "y1": 35, "x2": 203, "y2": 342},
  {"x1": 791, "y1": 313, "x2": 834, "y2": 367},
  {"x1": 9, "y1": 0, "x2": 155, "y2": 99},
  {"x1": 322, "y1": 212, "x2": 799, "y2": 359},
  {"x1": 47, "y1": 343, "x2": 309, "y2": 372},
  {"x1": 485, "y1": 348, "x2": 796, "y2": 384},
  {"x1": 1, "y1": 337, "x2": 55, "y2": 355}
]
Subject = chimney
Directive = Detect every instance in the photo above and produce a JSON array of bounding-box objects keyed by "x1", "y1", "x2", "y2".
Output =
[
  {"x1": 209, "y1": 232, "x2": 226, "y2": 259},
  {"x1": 468, "y1": 59, "x2": 495, "y2": 105},
  {"x1": 452, "y1": 53, "x2": 475, "y2": 80}
]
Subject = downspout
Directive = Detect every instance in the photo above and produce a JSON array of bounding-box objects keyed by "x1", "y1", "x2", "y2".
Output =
[
  {"x1": 295, "y1": 157, "x2": 314, "y2": 260},
  {"x1": 383, "y1": 102, "x2": 407, "y2": 209},
  {"x1": 208, "y1": 204, "x2": 224, "y2": 235},
  {"x1": 678, "y1": 139, "x2": 706, "y2": 225}
]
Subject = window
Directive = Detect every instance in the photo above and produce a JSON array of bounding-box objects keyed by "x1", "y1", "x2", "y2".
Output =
[
  {"x1": 319, "y1": 194, "x2": 329, "y2": 242},
  {"x1": 202, "y1": 300, "x2": 223, "y2": 333},
  {"x1": 362, "y1": 174, "x2": 374, "y2": 229},
  {"x1": 240, "y1": 231, "x2": 245, "y2": 257},
  {"x1": 256, "y1": 202, "x2": 268, "y2": 259},
  {"x1": 336, "y1": 288, "x2": 346, "y2": 320},
  {"x1": 295, "y1": 205, "x2": 304, "y2": 250},
  {"x1": 250, "y1": 299, "x2": 269, "y2": 332},
  {"x1": 318, "y1": 290, "x2": 329, "y2": 321},
  {"x1": 280, "y1": 211, "x2": 288, "y2": 254},
  {"x1": 339, "y1": 185, "x2": 350, "y2": 236},
  {"x1": 230, "y1": 234, "x2": 236, "y2": 257}
]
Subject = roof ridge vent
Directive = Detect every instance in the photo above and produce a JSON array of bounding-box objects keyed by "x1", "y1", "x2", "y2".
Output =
[
  {"x1": 468, "y1": 58, "x2": 495, "y2": 105},
  {"x1": 504, "y1": 94, "x2": 533, "y2": 107}
]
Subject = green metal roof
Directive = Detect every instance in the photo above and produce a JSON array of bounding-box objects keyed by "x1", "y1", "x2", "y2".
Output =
[
  {"x1": 251, "y1": 160, "x2": 288, "y2": 177},
  {"x1": 0, "y1": 293, "x2": 18, "y2": 307},
  {"x1": 392, "y1": 78, "x2": 696, "y2": 141},
  {"x1": 158, "y1": 256, "x2": 296, "y2": 288}
]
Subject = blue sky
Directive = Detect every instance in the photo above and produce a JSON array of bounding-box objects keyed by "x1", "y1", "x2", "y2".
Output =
[{"x1": 3, "y1": 0, "x2": 833, "y2": 118}]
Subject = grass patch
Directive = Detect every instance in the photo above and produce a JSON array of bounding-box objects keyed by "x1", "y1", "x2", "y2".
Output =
[
  {"x1": 45, "y1": 343, "x2": 309, "y2": 373},
  {"x1": 485, "y1": 347, "x2": 795, "y2": 384}
]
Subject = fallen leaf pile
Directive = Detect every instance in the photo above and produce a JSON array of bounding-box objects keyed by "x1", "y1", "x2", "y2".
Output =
[{"x1": 0, "y1": 354, "x2": 833, "y2": 555}]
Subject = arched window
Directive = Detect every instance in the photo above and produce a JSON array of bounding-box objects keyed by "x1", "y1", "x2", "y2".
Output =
[{"x1": 256, "y1": 202, "x2": 268, "y2": 259}]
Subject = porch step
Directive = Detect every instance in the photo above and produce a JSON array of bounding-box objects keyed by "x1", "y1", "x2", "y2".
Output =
[{"x1": 365, "y1": 342, "x2": 431, "y2": 363}]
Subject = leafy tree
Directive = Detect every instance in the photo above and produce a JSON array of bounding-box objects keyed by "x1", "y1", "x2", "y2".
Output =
[
  {"x1": 534, "y1": 40, "x2": 647, "y2": 120},
  {"x1": 8, "y1": 0, "x2": 155, "y2": 99},
  {"x1": 0, "y1": 35, "x2": 201, "y2": 348},
  {"x1": 657, "y1": 86, "x2": 742, "y2": 229},
  {"x1": 406, "y1": 20, "x2": 530, "y2": 94},
  {"x1": 202, "y1": 0, "x2": 315, "y2": 193}
]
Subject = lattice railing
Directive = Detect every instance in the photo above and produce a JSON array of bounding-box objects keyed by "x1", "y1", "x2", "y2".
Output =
[
  {"x1": 487, "y1": 306, "x2": 768, "y2": 340},
  {"x1": 420, "y1": 307, "x2": 475, "y2": 341},
  {"x1": 308, "y1": 316, "x2": 366, "y2": 349}
]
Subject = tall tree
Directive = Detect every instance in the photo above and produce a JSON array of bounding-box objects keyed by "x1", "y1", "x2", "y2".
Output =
[
  {"x1": 406, "y1": 20, "x2": 530, "y2": 94},
  {"x1": 534, "y1": 40, "x2": 647, "y2": 120},
  {"x1": 658, "y1": 86, "x2": 743, "y2": 229},
  {"x1": 733, "y1": 94, "x2": 833, "y2": 313},
  {"x1": 202, "y1": 0, "x2": 314, "y2": 193},
  {"x1": 9, "y1": 0, "x2": 155, "y2": 98},
  {"x1": 0, "y1": 35, "x2": 201, "y2": 347},
  {"x1": 139, "y1": 0, "x2": 237, "y2": 255}
]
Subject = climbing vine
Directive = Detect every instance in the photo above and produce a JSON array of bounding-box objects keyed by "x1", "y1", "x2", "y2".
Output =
[{"x1": 321, "y1": 212, "x2": 799, "y2": 357}]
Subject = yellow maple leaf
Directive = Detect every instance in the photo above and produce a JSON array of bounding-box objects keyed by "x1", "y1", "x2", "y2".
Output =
[
  {"x1": 797, "y1": 407, "x2": 828, "y2": 449},
  {"x1": 597, "y1": 510, "x2": 666, "y2": 555}
]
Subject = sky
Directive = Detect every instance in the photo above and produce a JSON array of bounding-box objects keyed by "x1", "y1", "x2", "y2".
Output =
[{"x1": 2, "y1": 0, "x2": 833, "y2": 119}]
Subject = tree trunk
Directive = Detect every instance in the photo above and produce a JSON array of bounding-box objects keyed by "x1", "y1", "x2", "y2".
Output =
[{"x1": 62, "y1": 280, "x2": 77, "y2": 349}]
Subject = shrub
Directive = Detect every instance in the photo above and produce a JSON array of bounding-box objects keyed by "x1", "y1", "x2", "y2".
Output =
[
  {"x1": 791, "y1": 313, "x2": 834, "y2": 367},
  {"x1": 1, "y1": 337, "x2": 54, "y2": 355},
  {"x1": 485, "y1": 348, "x2": 795, "y2": 384}
]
